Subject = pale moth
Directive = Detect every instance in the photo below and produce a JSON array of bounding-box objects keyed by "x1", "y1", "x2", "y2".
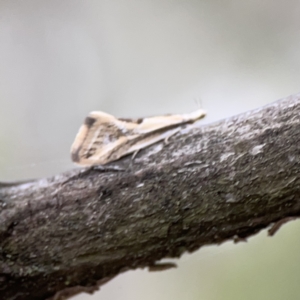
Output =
[{"x1": 71, "y1": 109, "x2": 206, "y2": 166}]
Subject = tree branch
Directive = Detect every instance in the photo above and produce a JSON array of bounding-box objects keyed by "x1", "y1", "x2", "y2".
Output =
[{"x1": 1, "y1": 94, "x2": 300, "y2": 300}]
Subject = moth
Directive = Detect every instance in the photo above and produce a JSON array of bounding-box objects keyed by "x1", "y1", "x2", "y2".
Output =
[{"x1": 71, "y1": 109, "x2": 206, "y2": 166}]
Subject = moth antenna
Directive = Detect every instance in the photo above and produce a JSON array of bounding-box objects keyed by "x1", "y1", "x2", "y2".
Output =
[{"x1": 193, "y1": 97, "x2": 203, "y2": 109}]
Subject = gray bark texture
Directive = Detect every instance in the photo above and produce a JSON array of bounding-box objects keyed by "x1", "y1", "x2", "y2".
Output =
[{"x1": 1, "y1": 94, "x2": 300, "y2": 300}]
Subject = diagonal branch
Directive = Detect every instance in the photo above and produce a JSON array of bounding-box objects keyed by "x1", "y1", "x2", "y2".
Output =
[{"x1": 1, "y1": 94, "x2": 300, "y2": 300}]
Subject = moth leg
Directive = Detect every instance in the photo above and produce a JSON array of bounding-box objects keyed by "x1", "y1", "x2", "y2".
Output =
[
  {"x1": 92, "y1": 165, "x2": 125, "y2": 172},
  {"x1": 131, "y1": 149, "x2": 140, "y2": 161},
  {"x1": 78, "y1": 165, "x2": 125, "y2": 178},
  {"x1": 62, "y1": 165, "x2": 125, "y2": 185},
  {"x1": 164, "y1": 128, "x2": 181, "y2": 144}
]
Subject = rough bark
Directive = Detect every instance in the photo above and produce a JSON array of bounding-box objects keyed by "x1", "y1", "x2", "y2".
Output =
[{"x1": 1, "y1": 94, "x2": 300, "y2": 300}]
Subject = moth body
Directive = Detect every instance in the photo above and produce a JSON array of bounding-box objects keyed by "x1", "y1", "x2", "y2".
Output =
[{"x1": 71, "y1": 109, "x2": 206, "y2": 166}]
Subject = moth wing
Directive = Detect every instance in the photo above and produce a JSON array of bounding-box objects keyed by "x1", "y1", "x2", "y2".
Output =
[
  {"x1": 71, "y1": 109, "x2": 206, "y2": 166},
  {"x1": 133, "y1": 109, "x2": 206, "y2": 133},
  {"x1": 71, "y1": 111, "x2": 138, "y2": 165},
  {"x1": 118, "y1": 109, "x2": 206, "y2": 157},
  {"x1": 121, "y1": 127, "x2": 182, "y2": 155}
]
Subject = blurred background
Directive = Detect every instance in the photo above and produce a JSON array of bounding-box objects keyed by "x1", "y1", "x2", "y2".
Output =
[{"x1": 1, "y1": 0, "x2": 300, "y2": 299}]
